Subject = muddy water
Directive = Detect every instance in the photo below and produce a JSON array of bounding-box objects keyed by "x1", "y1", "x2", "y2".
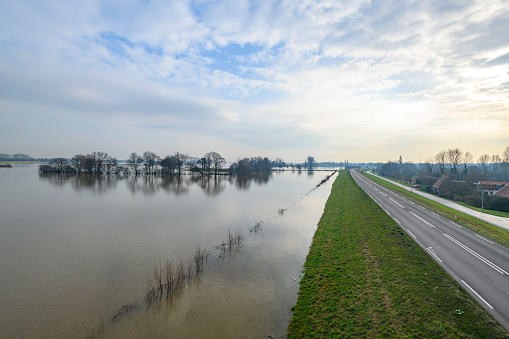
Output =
[{"x1": 0, "y1": 165, "x2": 336, "y2": 338}]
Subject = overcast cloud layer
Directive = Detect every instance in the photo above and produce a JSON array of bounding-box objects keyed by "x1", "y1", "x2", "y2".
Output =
[{"x1": 1, "y1": 0, "x2": 508, "y2": 162}]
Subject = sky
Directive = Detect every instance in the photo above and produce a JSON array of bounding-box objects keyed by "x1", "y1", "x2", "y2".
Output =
[{"x1": 0, "y1": 0, "x2": 508, "y2": 163}]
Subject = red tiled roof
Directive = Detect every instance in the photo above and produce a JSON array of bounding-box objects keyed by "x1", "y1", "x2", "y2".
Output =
[
  {"x1": 432, "y1": 175, "x2": 447, "y2": 188},
  {"x1": 480, "y1": 181, "x2": 507, "y2": 185},
  {"x1": 494, "y1": 185, "x2": 509, "y2": 198},
  {"x1": 479, "y1": 181, "x2": 508, "y2": 191}
]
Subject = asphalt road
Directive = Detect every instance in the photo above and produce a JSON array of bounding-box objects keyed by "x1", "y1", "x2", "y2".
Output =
[
  {"x1": 351, "y1": 169, "x2": 509, "y2": 330},
  {"x1": 366, "y1": 171, "x2": 509, "y2": 232}
]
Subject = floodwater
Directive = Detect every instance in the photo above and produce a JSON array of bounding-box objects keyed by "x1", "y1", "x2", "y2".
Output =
[{"x1": 0, "y1": 165, "x2": 336, "y2": 338}]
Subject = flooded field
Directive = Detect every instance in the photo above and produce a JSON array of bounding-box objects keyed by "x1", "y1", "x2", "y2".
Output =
[{"x1": 0, "y1": 165, "x2": 335, "y2": 338}]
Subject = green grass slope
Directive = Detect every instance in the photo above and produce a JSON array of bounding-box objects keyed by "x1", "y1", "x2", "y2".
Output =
[{"x1": 287, "y1": 170, "x2": 508, "y2": 338}]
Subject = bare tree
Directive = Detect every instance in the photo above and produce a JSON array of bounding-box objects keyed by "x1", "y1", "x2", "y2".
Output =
[
  {"x1": 205, "y1": 151, "x2": 225, "y2": 175},
  {"x1": 478, "y1": 154, "x2": 490, "y2": 177},
  {"x1": 174, "y1": 152, "x2": 189, "y2": 175},
  {"x1": 197, "y1": 157, "x2": 208, "y2": 174},
  {"x1": 142, "y1": 151, "x2": 159, "y2": 175},
  {"x1": 128, "y1": 152, "x2": 144, "y2": 175},
  {"x1": 82, "y1": 154, "x2": 95, "y2": 173},
  {"x1": 462, "y1": 151, "x2": 473, "y2": 178},
  {"x1": 71, "y1": 154, "x2": 84, "y2": 173},
  {"x1": 421, "y1": 158, "x2": 434, "y2": 176},
  {"x1": 50, "y1": 158, "x2": 70, "y2": 173},
  {"x1": 491, "y1": 154, "x2": 501, "y2": 173},
  {"x1": 92, "y1": 151, "x2": 108, "y2": 174},
  {"x1": 435, "y1": 150, "x2": 447, "y2": 175},
  {"x1": 103, "y1": 156, "x2": 118, "y2": 175},
  {"x1": 446, "y1": 148, "x2": 463, "y2": 176},
  {"x1": 160, "y1": 155, "x2": 178, "y2": 175}
]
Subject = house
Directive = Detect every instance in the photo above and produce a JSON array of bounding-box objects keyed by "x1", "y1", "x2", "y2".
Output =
[
  {"x1": 494, "y1": 185, "x2": 509, "y2": 198},
  {"x1": 432, "y1": 175, "x2": 469, "y2": 198},
  {"x1": 475, "y1": 181, "x2": 508, "y2": 196},
  {"x1": 432, "y1": 175, "x2": 448, "y2": 196}
]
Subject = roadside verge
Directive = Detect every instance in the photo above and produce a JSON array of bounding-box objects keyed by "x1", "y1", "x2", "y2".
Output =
[{"x1": 361, "y1": 171, "x2": 509, "y2": 250}]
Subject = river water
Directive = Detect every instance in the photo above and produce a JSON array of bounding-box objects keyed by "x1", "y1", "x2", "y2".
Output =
[{"x1": 0, "y1": 165, "x2": 336, "y2": 338}]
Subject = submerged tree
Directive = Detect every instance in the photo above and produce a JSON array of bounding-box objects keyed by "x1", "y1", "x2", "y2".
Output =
[
  {"x1": 50, "y1": 158, "x2": 70, "y2": 173},
  {"x1": 103, "y1": 156, "x2": 118, "y2": 175},
  {"x1": 233, "y1": 156, "x2": 272, "y2": 175},
  {"x1": 71, "y1": 154, "x2": 84, "y2": 173},
  {"x1": 128, "y1": 152, "x2": 144, "y2": 175},
  {"x1": 142, "y1": 151, "x2": 159, "y2": 175},
  {"x1": 174, "y1": 152, "x2": 189, "y2": 175},
  {"x1": 160, "y1": 155, "x2": 178, "y2": 175},
  {"x1": 205, "y1": 151, "x2": 225, "y2": 175},
  {"x1": 306, "y1": 156, "x2": 315, "y2": 169},
  {"x1": 197, "y1": 157, "x2": 208, "y2": 174}
]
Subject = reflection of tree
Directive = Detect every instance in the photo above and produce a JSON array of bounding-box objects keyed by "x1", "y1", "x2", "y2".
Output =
[
  {"x1": 39, "y1": 172, "x2": 275, "y2": 196},
  {"x1": 140, "y1": 175, "x2": 158, "y2": 196},
  {"x1": 235, "y1": 172, "x2": 272, "y2": 190},
  {"x1": 39, "y1": 173, "x2": 71, "y2": 187},
  {"x1": 194, "y1": 176, "x2": 226, "y2": 196},
  {"x1": 39, "y1": 173, "x2": 121, "y2": 194},
  {"x1": 159, "y1": 175, "x2": 190, "y2": 196},
  {"x1": 252, "y1": 172, "x2": 272, "y2": 185},
  {"x1": 235, "y1": 175, "x2": 252, "y2": 190}
]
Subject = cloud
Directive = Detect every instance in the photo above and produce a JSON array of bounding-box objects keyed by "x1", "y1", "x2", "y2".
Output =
[{"x1": 0, "y1": 0, "x2": 508, "y2": 161}]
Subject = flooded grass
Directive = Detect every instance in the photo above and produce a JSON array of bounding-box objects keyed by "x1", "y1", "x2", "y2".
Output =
[
  {"x1": 146, "y1": 229, "x2": 241, "y2": 304},
  {"x1": 116, "y1": 172, "x2": 339, "y2": 333},
  {"x1": 194, "y1": 246, "x2": 210, "y2": 275},
  {"x1": 111, "y1": 304, "x2": 139, "y2": 322},
  {"x1": 251, "y1": 220, "x2": 263, "y2": 233},
  {"x1": 146, "y1": 258, "x2": 198, "y2": 303},
  {"x1": 220, "y1": 227, "x2": 244, "y2": 254}
]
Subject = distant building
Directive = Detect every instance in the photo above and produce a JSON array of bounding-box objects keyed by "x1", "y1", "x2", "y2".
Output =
[
  {"x1": 475, "y1": 181, "x2": 508, "y2": 196},
  {"x1": 432, "y1": 175, "x2": 448, "y2": 196}
]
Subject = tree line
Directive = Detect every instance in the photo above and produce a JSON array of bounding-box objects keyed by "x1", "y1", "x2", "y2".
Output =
[
  {"x1": 39, "y1": 151, "x2": 281, "y2": 176},
  {"x1": 376, "y1": 146, "x2": 509, "y2": 212},
  {"x1": 38, "y1": 151, "x2": 323, "y2": 176},
  {"x1": 379, "y1": 146, "x2": 509, "y2": 183}
]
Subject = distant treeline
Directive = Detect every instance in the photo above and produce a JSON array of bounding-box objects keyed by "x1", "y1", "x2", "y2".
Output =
[
  {"x1": 378, "y1": 146, "x2": 509, "y2": 184},
  {"x1": 376, "y1": 146, "x2": 509, "y2": 212},
  {"x1": 0, "y1": 153, "x2": 49, "y2": 162},
  {"x1": 38, "y1": 151, "x2": 325, "y2": 176}
]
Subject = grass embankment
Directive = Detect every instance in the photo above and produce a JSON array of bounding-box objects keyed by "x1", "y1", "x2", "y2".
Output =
[
  {"x1": 288, "y1": 170, "x2": 508, "y2": 338},
  {"x1": 456, "y1": 202, "x2": 509, "y2": 219},
  {"x1": 362, "y1": 171, "x2": 509, "y2": 250}
]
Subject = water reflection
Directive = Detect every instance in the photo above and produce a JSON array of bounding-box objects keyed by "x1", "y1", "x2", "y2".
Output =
[
  {"x1": 38, "y1": 173, "x2": 274, "y2": 196},
  {"x1": 38, "y1": 173, "x2": 121, "y2": 194},
  {"x1": 2, "y1": 166, "x2": 335, "y2": 338}
]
